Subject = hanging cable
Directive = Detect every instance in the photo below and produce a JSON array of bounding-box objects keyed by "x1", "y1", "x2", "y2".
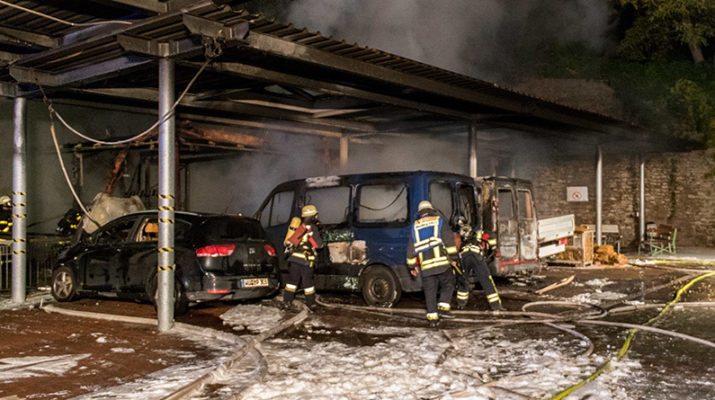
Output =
[
  {"x1": 50, "y1": 116, "x2": 100, "y2": 228},
  {"x1": 42, "y1": 57, "x2": 211, "y2": 146},
  {"x1": 0, "y1": 0, "x2": 133, "y2": 26}
]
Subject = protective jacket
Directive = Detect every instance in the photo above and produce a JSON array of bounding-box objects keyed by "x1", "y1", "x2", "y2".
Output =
[
  {"x1": 460, "y1": 229, "x2": 497, "y2": 258},
  {"x1": 0, "y1": 207, "x2": 11, "y2": 235},
  {"x1": 406, "y1": 211, "x2": 457, "y2": 277},
  {"x1": 286, "y1": 223, "x2": 323, "y2": 267}
]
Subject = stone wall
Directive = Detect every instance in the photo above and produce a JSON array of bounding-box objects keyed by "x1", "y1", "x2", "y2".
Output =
[{"x1": 524, "y1": 150, "x2": 715, "y2": 248}]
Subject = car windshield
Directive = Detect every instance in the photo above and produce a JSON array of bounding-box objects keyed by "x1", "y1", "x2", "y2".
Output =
[{"x1": 200, "y1": 217, "x2": 266, "y2": 241}]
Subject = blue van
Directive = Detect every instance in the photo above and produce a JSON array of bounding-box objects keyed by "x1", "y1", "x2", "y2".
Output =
[{"x1": 254, "y1": 171, "x2": 479, "y2": 306}]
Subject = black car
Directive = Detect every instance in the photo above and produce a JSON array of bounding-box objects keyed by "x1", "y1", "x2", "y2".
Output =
[{"x1": 50, "y1": 211, "x2": 281, "y2": 314}]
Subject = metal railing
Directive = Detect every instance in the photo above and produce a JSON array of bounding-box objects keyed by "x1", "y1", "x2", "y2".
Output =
[{"x1": 0, "y1": 236, "x2": 70, "y2": 292}]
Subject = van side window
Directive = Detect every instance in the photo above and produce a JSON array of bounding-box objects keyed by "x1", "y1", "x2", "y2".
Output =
[
  {"x1": 357, "y1": 183, "x2": 408, "y2": 224},
  {"x1": 517, "y1": 189, "x2": 534, "y2": 219},
  {"x1": 497, "y1": 189, "x2": 514, "y2": 219},
  {"x1": 260, "y1": 190, "x2": 294, "y2": 227},
  {"x1": 458, "y1": 185, "x2": 478, "y2": 226},
  {"x1": 429, "y1": 182, "x2": 453, "y2": 220},
  {"x1": 305, "y1": 186, "x2": 351, "y2": 225}
]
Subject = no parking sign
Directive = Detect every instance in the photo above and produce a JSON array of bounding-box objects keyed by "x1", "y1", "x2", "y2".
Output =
[{"x1": 567, "y1": 186, "x2": 588, "y2": 202}]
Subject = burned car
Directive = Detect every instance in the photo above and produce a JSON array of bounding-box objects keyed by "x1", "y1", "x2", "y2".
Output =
[{"x1": 50, "y1": 211, "x2": 280, "y2": 314}]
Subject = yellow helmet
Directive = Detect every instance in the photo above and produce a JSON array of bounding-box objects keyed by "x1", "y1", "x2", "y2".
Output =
[
  {"x1": 301, "y1": 204, "x2": 318, "y2": 218},
  {"x1": 417, "y1": 200, "x2": 433, "y2": 213},
  {"x1": 0, "y1": 195, "x2": 10, "y2": 207}
]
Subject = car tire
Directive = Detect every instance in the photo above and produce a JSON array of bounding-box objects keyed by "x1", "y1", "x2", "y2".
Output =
[
  {"x1": 148, "y1": 273, "x2": 189, "y2": 316},
  {"x1": 51, "y1": 266, "x2": 77, "y2": 302},
  {"x1": 361, "y1": 266, "x2": 401, "y2": 307}
]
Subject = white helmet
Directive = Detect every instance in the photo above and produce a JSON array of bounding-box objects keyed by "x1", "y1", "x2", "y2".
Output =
[
  {"x1": 0, "y1": 195, "x2": 10, "y2": 207},
  {"x1": 417, "y1": 200, "x2": 434, "y2": 213}
]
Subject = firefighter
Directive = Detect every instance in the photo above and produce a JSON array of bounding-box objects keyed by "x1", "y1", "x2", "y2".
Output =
[
  {"x1": 406, "y1": 200, "x2": 458, "y2": 328},
  {"x1": 455, "y1": 218, "x2": 504, "y2": 311},
  {"x1": 57, "y1": 208, "x2": 82, "y2": 236},
  {"x1": 281, "y1": 204, "x2": 323, "y2": 312},
  {"x1": 0, "y1": 195, "x2": 11, "y2": 235}
]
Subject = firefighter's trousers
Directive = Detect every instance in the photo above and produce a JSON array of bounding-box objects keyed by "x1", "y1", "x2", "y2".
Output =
[
  {"x1": 461, "y1": 253, "x2": 502, "y2": 309},
  {"x1": 283, "y1": 261, "x2": 316, "y2": 307},
  {"x1": 454, "y1": 266, "x2": 470, "y2": 308},
  {"x1": 422, "y1": 268, "x2": 455, "y2": 321}
]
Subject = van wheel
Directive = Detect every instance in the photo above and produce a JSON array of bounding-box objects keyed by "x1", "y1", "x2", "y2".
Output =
[
  {"x1": 148, "y1": 273, "x2": 189, "y2": 316},
  {"x1": 361, "y1": 266, "x2": 401, "y2": 307},
  {"x1": 51, "y1": 266, "x2": 77, "y2": 302}
]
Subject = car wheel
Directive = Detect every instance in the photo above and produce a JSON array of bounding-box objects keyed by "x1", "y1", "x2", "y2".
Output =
[
  {"x1": 361, "y1": 266, "x2": 401, "y2": 307},
  {"x1": 148, "y1": 273, "x2": 190, "y2": 316},
  {"x1": 51, "y1": 266, "x2": 77, "y2": 302}
]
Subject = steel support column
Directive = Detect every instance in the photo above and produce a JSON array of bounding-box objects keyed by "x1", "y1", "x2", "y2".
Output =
[
  {"x1": 157, "y1": 58, "x2": 176, "y2": 332},
  {"x1": 11, "y1": 97, "x2": 26, "y2": 304},
  {"x1": 468, "y1": 122, "x2": 478, "y2": 179},
  {"x1": 639, "y1": 155, "x2": 645, "y2": 242},
  {"x1": 596, "y1": 146, "x2": 603, "y2": 246}
]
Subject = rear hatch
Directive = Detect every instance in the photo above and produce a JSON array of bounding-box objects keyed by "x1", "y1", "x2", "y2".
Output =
[{"x1": 196, "y1": 216, "x2": 278, "y2": 277}]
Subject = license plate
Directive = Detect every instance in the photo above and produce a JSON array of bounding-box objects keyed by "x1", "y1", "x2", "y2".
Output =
[{"x1": 242, "y1": 278, "x2": 269, "y2": 288}]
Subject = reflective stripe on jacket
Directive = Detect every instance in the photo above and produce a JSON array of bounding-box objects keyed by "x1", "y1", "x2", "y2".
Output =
[{"x1": 406, "y1": 213, "x2": 456, "y2": 276}]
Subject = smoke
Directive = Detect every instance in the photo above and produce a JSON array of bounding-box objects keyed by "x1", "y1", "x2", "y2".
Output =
[{"x1": 282, "y1": 0, "x2": 611, "y2": 82}]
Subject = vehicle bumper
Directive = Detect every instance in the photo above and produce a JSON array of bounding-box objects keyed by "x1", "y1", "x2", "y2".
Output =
[{"x1": 186, "y1": 275, "x2": 281, "y2": 302}]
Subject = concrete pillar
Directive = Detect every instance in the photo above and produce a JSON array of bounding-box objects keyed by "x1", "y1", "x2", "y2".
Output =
[
  {"x1": 11, "y1": 97, "x2": 27, "y2": 304},
  {"x1": 468, "y1": 122, "x2": 477, "y2": 179},
  {"x1": 157, "y1": 58, "x2": 176, "y2": 332},
  {"x1": 339, "y1": 135, "x2": 348, "y2": 172},
  {"x1": 596, "y1": 146, "x2": 602, "y2": 246}
]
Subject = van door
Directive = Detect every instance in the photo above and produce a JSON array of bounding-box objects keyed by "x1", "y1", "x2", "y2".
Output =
[
  {"x1": 516, "y1": 188, "x2": 537, "y2": 260},
  {"x1": 303, "y1": 184, "x2": 353, "y2": 287},
  {"x1": 352, "y1": 181, "x2": 410, "y2": 272},
  {"x1": 496, "y1": 186, "x2": 519, "y2": 261},
  {"x1": 257, "y1": 189, "x2": 295, "y2": 254}
]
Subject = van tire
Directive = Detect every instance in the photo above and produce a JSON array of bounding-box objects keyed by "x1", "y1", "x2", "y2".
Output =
[{"x1": 361, "y1": 266, "x2": 401, "y2": 307}]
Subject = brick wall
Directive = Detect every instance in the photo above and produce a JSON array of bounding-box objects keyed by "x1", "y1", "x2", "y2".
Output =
[{"x1": 523, "y1": 150, "x2": 715, "y2": 248}]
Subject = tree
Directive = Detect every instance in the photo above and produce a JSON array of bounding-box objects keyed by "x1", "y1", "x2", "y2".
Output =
[{"x1": 618, "y1": 0, "x2": 715, "y2": 64}]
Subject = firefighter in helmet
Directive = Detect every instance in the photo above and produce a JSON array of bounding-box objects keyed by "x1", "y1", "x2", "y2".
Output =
[
  {"x1": 406, "y1": 200, "x2": 458, "y2": 327},
  {"x1": 0, "y1": 195, "x2": 12, "y2": 235},
  {"x1": 281, "y1": 204, "x2": 324, "y2": 311},
  {"x1": 454, "y1": 217, "x2": 503, "y2": 311}
]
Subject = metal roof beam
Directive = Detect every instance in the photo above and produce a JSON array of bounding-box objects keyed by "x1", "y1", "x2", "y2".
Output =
[
  {"x1": 117, "y1": 34, "x2": 203, "y2": 57},
  {"x1": 181, "y1": 14, "x2": 249, "y2": 43},
  {"x1": 10, "y1": 56, "x2": 152, "y2": 87},
  {"x1": 0, "y1": 25, "x2": 59, "y2": 48},
  {"x1": 200, "y1": 61, "x2": 471, "y2": 120},
  {"x1": 74, "y1": 87, "x2": 376, "y2": 132},
  {"x1": 244, "y1": 32, "x2": 616, "y2": 132},
  {"x1": 99, "y1": 0, "x2": 204, "y2": 13}
]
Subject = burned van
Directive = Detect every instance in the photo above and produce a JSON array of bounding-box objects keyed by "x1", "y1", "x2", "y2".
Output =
[
  {"x1": 255, "y1": 171, "x2": 480, "y2": 307},
  {"x1": 477, "y1": 176, "x2": 540, "y2": 275}
]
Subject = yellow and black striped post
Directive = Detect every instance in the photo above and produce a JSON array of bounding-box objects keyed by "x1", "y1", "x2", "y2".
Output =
[
  {"x1": 157, "y1": 58, "x2": 176, "y2": 332},
  {"x1": 11, "y1": 97, "x2": 27, "y2": 304}
]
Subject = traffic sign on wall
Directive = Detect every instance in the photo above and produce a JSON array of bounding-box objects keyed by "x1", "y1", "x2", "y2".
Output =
[{"x1": 567, "y1": 186, "x2": 588, "y2": 202}]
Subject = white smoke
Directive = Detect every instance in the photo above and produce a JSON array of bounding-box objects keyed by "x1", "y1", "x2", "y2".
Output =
[{"x1": 283, "y1": 0, "x2": 610, "y2": 81}]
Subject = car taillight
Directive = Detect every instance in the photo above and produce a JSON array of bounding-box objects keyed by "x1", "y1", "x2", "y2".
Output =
[
  {"x1": 264, "y1": 244, "x2": 276, "y2": 257},
  {"x1": 196, "y1": 244, "x2": 235, "y2": 257},
  {"x1": 559, "y1": 238, "x2": 567, "y2": 245}
]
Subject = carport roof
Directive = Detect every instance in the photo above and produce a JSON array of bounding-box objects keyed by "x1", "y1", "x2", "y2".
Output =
[{"x1": 0, "y1": 0, "x2": 694, "y2": 152}]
